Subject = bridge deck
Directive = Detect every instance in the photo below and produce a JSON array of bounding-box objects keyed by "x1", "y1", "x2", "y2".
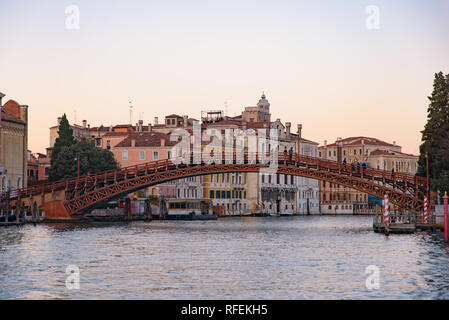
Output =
[{"x1": 2, "y1": 152, "x2": 427, "y2": 215}]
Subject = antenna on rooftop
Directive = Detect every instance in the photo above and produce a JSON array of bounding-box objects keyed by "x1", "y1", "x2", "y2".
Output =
[
  {"x1": 224, "y1": 101, "x2": 228, "y2": 117},
  {"x1": 129, "y1": 101, "x2": 133, "y2": 125}
]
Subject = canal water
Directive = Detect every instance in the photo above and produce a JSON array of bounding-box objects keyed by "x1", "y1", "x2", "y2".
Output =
[{"x1": 1, "y1": 215, "x2": 449, "y2": 299}]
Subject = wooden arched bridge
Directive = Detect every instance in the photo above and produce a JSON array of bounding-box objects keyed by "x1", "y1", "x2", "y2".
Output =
[{"x1": 2, "y1": 152, "x2": 427, "y2": 219}]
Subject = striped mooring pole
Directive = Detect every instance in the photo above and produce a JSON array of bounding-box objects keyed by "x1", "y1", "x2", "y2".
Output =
[
  {"x1": 384, "y1": 194, "x2": 390, "y2": 231},
  {"x1": 423, "y1": 196, "x2": 428, "y2": 224}
]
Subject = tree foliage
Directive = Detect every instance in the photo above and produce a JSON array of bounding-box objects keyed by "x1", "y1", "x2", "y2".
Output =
[
  {"x1": 50, "y1": 140, "x2": 119, "y2": 181},
  {"x1": 418, "y1": 72, "x2": 449, "y2": 198},
  {"x1": 49, "y1": 115, "x2": 118, "y2": 181},
  {"x1": 49, "y1": 114, "x2": 76, "y2": 181}
]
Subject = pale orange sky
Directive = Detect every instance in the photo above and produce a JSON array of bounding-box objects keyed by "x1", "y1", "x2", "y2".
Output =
[{"x1": 1, "y1": 1, "x2": 448, "y2": 155}]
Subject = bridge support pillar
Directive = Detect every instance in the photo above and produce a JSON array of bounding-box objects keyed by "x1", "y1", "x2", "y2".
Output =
[{"x1": 44, "y1": 201, "x2": 71, "y2": 220}]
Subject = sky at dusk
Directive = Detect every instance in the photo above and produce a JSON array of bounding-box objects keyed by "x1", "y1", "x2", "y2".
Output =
[{"x1": 1, "y1": 0, "x2": 448, "y2": 155}]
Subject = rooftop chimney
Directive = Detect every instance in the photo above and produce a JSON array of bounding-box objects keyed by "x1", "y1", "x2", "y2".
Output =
[
  {"x1": 183, "y1": 115, "x2": 188, "y2": 128},
  {"x1": 57, "y1": 117, "x2": 62, "y2": 125},
  {"x1": 154, "y1": 117, "x2": 158, "y2": 125},
  {"x1": 324, "y1": 140, "x2": 327, "y2": 148},
  {"x1": 148, "y1": 123, "x2": 152, "y2": 132},
  {"x1": 82, "y1": 120, "x2": 87, "y2": 128},
  {"x1": 393, "y1": 141, "x2": 396, "y2": 146},
  {"x1": 109, "y1": 125, "x2": 113, "y2": 132},
  {"x1": 285, "y1": 122, "x2": 291, "y2": 140},
  {"x1": 297, "y1": 124, "x2": 302, "y2": 140},
  {"x1": 138, "y1": 119, "x2": 143, "y2": 132},
  {"x1": 0, "y1": 92, "x2": 5, "y2": 106}
]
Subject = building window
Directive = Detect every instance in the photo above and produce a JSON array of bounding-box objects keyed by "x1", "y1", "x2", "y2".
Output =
[
  {"x1": 153, "y1": 151, "x2": 159, "y2": 160},
  {"x1": 139, "y1": 151, "x2": 146, "y2": 160},
  {"x1": 210, "y1": 190, "x2": 214, "y2": 198},
  {"x1": 172, "y1": 119, "x2": 175, "y2": 125},
  {"x1": 168, "y1": 151, "x2": 172, "y2": 159},
  {"x1": 106, "y1": 140, "x2": 111, "y2": 149},
  {"x1": 167, "y1": 119, "x2": 170, "y2": 125},
  {"x1": 122, "y1": 151, "x2": 128, "y2": 160}
]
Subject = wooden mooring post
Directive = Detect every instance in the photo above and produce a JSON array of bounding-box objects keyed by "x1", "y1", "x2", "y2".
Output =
[
  {"x1": 444, "y1": 192, "x2": 448, "y2": 242},
  {"x1": 144, "y1": 198, "x2": 152, "y2": 221},
  {"x1": 124, "y1": 198, "x2": 131, "y2": 221}
]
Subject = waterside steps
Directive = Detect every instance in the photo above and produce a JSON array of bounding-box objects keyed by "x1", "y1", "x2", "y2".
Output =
[{"x1": 373, "y1": 212, "x2": 443, "y2": 234}]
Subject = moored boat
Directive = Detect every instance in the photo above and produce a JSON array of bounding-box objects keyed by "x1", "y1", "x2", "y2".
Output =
[{"x1": 166, "y1": 199, "x2": 217, "y2": 220}]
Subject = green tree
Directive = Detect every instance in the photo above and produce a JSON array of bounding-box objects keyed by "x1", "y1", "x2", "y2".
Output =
[
  {"x1": 418, "y1": 72, "x2": 449, "y2": 199},
  {"x1": 50, "y1": 140, "x2": 119, "y2": 181},
  {"x1": 49, "y1": 114, "x2": 76, "y2": 181}
]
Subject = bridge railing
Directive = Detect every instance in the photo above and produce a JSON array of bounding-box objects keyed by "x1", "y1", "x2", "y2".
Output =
[{"x1": 4, "y1": 151, "x2": 427, "y2": 202}]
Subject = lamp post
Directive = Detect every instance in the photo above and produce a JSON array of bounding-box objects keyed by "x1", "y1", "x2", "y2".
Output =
[{"x1": 74, "y1": 155, "x2": 80, "y2": 183}]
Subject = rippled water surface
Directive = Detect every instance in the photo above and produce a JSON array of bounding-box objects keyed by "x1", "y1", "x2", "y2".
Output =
[{"x1": 1, "y1": 215, "x2": 449, "y2": 299}]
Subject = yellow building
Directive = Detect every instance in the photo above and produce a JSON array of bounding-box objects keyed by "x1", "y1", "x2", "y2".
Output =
[
  {"x1": 318, "y1": 136, "x2": 419, "y2": 214},
  {"x1": 0, "y1": 92, "x2": 28, "y2": 192}
]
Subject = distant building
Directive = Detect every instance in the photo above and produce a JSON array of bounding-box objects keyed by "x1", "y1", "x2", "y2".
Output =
[
  {"x1": 0, "y1": 92, "x2": 28, "y2": 193},
  {"x1": 27, "y1": 151, "x2": 38, "y2": 185},
  {"x1": 47, "y1": 117, "x2": 91, "y2": 157},
  {"x1": 318, "y1": 136, "x2": 419, "y2": 214}
]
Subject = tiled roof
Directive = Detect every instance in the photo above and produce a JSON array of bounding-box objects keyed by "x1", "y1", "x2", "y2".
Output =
[
  {"x1": 202, "y1": 119, "x2": 243, "y2": 127},
  {"x1": 102, "y1": 131, "x2": 131, "y2": 137},
  {"x1": 114, "y1": 132, "x2": 178, "y2": 148},
  {"x1": 324, "y1": 136, "x2": 398, "y2": 148},
  {"x1": 165, "y1": 114, "x2": 183, "y2": 119},
  {"x1": 0, "y1": 109, "x2": 25, "y2": 124},
  {"x1": 369, "y1": 149, "x2": 417, "y2": 157},
  {"x1": 246, "y1": 121, "x2": 271, "y2": 129}
]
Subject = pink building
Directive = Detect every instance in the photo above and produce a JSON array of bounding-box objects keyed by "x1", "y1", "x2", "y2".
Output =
[{"x1": 111, "y1": 131, "x2": 178, "y2": 198}]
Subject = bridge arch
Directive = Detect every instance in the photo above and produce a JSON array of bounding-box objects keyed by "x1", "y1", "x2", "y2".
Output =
[{"x1": 64, "y1": 162, "x2": 423, "y2": 215}]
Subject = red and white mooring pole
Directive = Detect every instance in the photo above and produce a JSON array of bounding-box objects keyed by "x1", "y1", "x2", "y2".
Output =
[
  {"x1": 423, "y1": 196, "x2": 428, "y2": 224},
  {"x1": 384, "y1": 194, "x2": 390, "y2": 231}
]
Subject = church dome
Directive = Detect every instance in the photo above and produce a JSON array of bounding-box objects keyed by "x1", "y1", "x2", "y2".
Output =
[{"x1": 257, "y1": 92, "x2": 270, "y2": 108}]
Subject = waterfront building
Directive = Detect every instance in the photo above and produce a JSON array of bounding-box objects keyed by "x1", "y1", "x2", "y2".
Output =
[
  {"x1": 50, "y1": 93, "x2": 319, "y2": 215},
  {"x1": 0, "y1": 92, "x2": 28, "y2": 193},
  {"x1": 36, "y1": 153, "x2": 50, "y2": 182},
  {"x1": 27, "y1": 151, "x2": 38, "y2": 185},
  {"x1": 317, "y1": 136, "x2": 419, "y2": 213},
  {"x1": 200, "y1": 94, "x2": 320, "y2": 215}
]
